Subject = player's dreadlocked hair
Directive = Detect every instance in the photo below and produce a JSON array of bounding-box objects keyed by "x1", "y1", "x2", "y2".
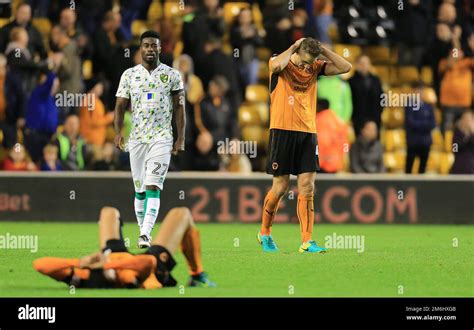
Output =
[
  {"x1": 140, "y1": 30, "x2": 161, "y2": 43},
  {"x1": 300, "y1": 38, "x2": 322, "y2": 58}
]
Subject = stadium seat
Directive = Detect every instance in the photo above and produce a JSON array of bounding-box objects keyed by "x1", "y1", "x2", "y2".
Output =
[
  {"x1": 381, "y1": 107, "x2": 404, "y2": 129},
  {"x1": 241, "y1": 125, "x2": 264, "y2": 145},
  {"x1": 163, "y1": 1, "x2": 182, "y2": 18},
  {"x1": 222, "y1": 41, "x2": 233, "y2": 55},
  {"x1": 258, "y1": 60, "x2": 269, "y2": 81},
  {"x1": 421, "y1": 66, "x2": 433, "y2": 86},
  {"x1": 147, "y1": 0, "x2": 163, "y2": 21},
  {"x1": 238, "y1": 104, "x2": 261, "y2": 126},
  {"x1": 333, "y1": 44, "x2": 361, "y2": 64},
  {"x1": 439, "y1": 152, "x2": 454, "y2": 174},
  {"x1": 373, "y1": 65, "x2": 390, "y2": 84},
  {"x1": 32, "y1": 18, "x2": 52, "y2": 39},
  {"x1": 257, "y1": 47, "x2": 271, "y2": 61},
  {"x1": 245, "y1": 84, "x2": 268, "y2": 103},
  {"x1": 223, "y1": 2, "x2": 250, "y2": 25},
  {"x1": 426, "y1": 150, "x2": 441, "y2": 173},
  {"x1": 397, "y1": 66, "x2": 419, "y2": 85},
  {"x1": 431, "y1": 129, "x2": 444, "y2": 151},
  {"x1": 444, "y1": 130, "x2": 453, "y2": 152},
  {"x1": 251, "y1": 3, "x2": 263, "y2": 30},
  {"x1": 383, "y1": 151, "x2": 405, "y2": 173},
  {"x1": 173, "y1": 40, "x2": 183, "y2": 59},
  {"x1": 82, "y1": 60, "x2": 93, "y2": 80},
  {"x1": 365, "y1": 46, "x2": 393, "y2": 64},
  {"x1": 327, "y1": 23, "x2": 339, "y2": 43},
  {"x1": 253, "y1": 102, "x2": 269, "y2": 124},
  {"x1": 383, "y1": 129, "x2": 406, "y2": 152},
  {"x1": 0, "y1": 18, "x2": 10, "y2": 29},
  {"x1": 422, "y1": 87, "x2": 437, "y2": 105},
  {"x1": 131, "y1": 20, "x2": 149, "y2": 37}
]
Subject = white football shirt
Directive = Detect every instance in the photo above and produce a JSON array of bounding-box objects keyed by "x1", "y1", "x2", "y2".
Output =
[{"x1": 116, "y1": 63, "x2": 184, "y2": 148}]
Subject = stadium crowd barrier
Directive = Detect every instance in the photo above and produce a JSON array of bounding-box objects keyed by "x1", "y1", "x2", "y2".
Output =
[{"x1": 0, "y1": 172, "x2": 472, "y2": 224}]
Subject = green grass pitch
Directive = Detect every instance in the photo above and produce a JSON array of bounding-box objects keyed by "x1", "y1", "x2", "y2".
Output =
[{"x1": 0, "y1": 222, "x2": 472, "y2": 297}]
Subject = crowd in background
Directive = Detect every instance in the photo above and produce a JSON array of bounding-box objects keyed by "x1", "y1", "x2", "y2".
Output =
[{"x1": 0, "y1": 0, "x2": 472, "y2": 174}]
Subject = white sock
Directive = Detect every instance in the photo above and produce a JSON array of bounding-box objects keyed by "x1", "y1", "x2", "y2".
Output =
[
  {"x1": 134, "y1": 194, "x2": 146, "y2": 230},
  {"x1": 141, "y1": 191, "x2": 160, "y2": 238}
]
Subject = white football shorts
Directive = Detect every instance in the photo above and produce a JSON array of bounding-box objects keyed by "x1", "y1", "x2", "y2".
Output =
[{"x1": 128, "y1": 140, "x2": 172, "y2": 192}]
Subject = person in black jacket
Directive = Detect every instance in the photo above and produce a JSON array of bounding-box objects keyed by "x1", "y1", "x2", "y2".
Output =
[
  {"x1": 348, "y1": 55, "x2": 384, "y2": 136},
  {"x1": 230, "y1": 7, "x2": 264, "y2": 90},
  {"x1": 450, "y1": 110, "x2": 474, "y2": 174},
  {"x1": 0, "y1": 2, "x2": 46, "y2": 59},
  {"x1": 196, "y1": 35, "x2": 242, "y2": 112},
  {"x1": 395, "y1": 0, "x2": 433, "y2": 67},
  {"x1": 350, "y1": 121, "x2": 385, "y2": 174},
  {"x1": 0, "y1": 55, "x2": 25, "y2": 149},
  {"x1": 404, "y1": 83, "x2": 436, "y2": 174},
  {"x1": 189, "y1": 76, "x2": 239, "y2": 171}
]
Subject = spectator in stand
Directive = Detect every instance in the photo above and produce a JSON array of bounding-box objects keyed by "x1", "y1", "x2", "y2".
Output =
[
  {"x1": 58, "y1": 8, "x2": 92, "y2": 59},
  {"x1": 438, "y1": 37, "x2": 473, "y2": 134},
  {"x1": 190, "y1": 76, "x2": 239, "y2": 171},
  {"x1": 230, "y1": 8, "x2": 264, "y2": 90},
  {"x1": 263, "y1": 1, "x2": 292, "y2": 54},
  {"x1": 450, "y1": 110, "x2": 474, "y2": 174},
  {"x1": 92, "y1": 142, "x2": 119, "y2": 171},
  {"x1": 39, "y1": 144, "x2": 62, "y2": 171},
  {"x1": 315, "y1": 99, "x2": 349, "y2": 173},
  {"x1": 149, "y1": 19, "x2": 176, "y2": 67},
  {"x1": 79, "y1": 79, "x2": 114, "y2": 147},
  {"x1": 349, "y1": 55, "x2": 384, "y2": 136},
  {"x1": 182, "y1": 0, "x2": 210, "y2": 64},
  {"x1": 200, "y1": 0, "x2": 225, "y2": 38},
  {"x1": 24, "y1": 72, "x2": 60, "y2": 163},
  {"x1": 317, "y1": 74, "x2": 352, "y2": 124},
  {"x1": 313, "y1": 0, "x2": 333, "y2": 44},
  {"x1": 5, "y1": 27, "x2": 50, "y2": 98},
  {"x1": 118, "y1": 0, "x2": 152, "y2": 41},
  {"x1": 405, "y1": 82, "x2": 436, "y2": 174},
  {"x1": 0, "y1": 2, "x2": 47, "y2": 58},
  {"x1": 196, "y1": 35, "x2": 241, "y2": 111},
  {"x1": 174, "y1": 54, "x2": 205, "y2": 107},
  {"x1": 395, "y1": 0, "x2": 432, "y2": 67},
  {"x1": 50, "y1": 25, "x2": 84, "y2": 110},
  {"x1": 0, "y1": 54, "x2": 24, "y2": 149},
  {"x1": 430, "y1": 2, "x2": 462, "y2": 97},
  {"x1": 54, "y1": 113, "x2": 89, "y2": 171},
  {"x1": 290, "y1": 9, "x2": 317, "y2": 43},
  {"x1": 93, "y1": 11, "x2": 131, "y2": 109},
  {"x1": 2, "y1": 143, "x2": 37, "y2": 171},
  {"x1": 173, "y1": 54, "x2": 205, "y2": 170},
  {"x1": 350, "y1": 121, "x2": 385, "y2": 173}
]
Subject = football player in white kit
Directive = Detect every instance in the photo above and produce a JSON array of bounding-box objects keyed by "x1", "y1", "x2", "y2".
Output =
[{"x1": 114, "y1": 30, "x2": 186, "y2": 248}]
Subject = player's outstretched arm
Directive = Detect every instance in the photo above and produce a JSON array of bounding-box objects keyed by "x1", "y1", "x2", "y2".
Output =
[
  {"x1": 320, "y1": 45, "x2": 352, "y2": 76},
  {"x1": 172, "y1": 90, "x2": 186, "y2": 155},
  {"x1": 270, "y1": 38, "x2": 305, "y2": 73},
  {"x1": 114, "y1": 97, "x2": 129, "y2": 150}
]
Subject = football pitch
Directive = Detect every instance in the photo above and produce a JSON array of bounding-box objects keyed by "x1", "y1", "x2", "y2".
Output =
[{"x1": 0, "y1": 222, "x2": 472, "y2": 297}]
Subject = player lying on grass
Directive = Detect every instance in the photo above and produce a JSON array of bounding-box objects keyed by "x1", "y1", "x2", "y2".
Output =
[
  {"x1": 33, "y1": 206, "x2": 216, "y2": 289},
  {"x1": 258, "y1": 37, "x2": 352, "y2": 253}
]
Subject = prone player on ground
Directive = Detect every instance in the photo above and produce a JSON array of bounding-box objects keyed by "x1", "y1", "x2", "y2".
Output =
[
  {"x1": 33, "y1": 206, "x2": 216, "y2": 288},
  {"x1": 258, "y1": 38, "x2": 352, "y2": 253},
  {"x1": 114, "y1": 30, "x2": 186, "y2": 248}
]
